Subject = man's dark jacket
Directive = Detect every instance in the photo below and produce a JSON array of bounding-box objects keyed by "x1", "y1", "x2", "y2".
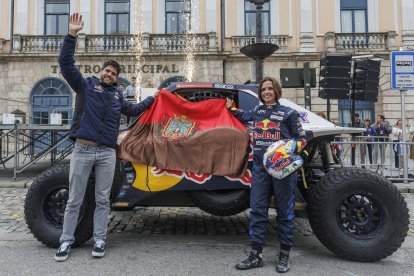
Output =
[{"x1": 59, "y1": 35, "x2": 154, "y2": 148}]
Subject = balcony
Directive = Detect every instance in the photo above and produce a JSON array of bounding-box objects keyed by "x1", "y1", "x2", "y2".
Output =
[
  {"x1": 324, "y1": 31, "x2": 397, "y2": 53},
  {"x1": 10, "y1": 33, "x2": 219, "y2": 54},
  {"x1": 231, "y1": 35, "x2": 289, "y2": 54}
]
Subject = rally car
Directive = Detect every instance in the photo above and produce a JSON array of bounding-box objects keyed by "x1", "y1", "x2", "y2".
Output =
[{"x1": 24, "y1": 82, "x2": 409, "y2": 263}]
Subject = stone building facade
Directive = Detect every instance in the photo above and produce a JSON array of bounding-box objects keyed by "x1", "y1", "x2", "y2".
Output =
[{"x1": 0, "y1": 0, "x2": 414, "y2": 126}]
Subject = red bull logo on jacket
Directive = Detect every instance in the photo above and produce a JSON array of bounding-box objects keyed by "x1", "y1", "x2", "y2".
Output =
[
  {"x1": 255, "y1": 119, "x2": 280, "y2": 130},
  {"x1": 253, "y1": 119, "x2": 281, "y2": 140},
  {"x1": 253, "y1": 131, "x2": 281, "y2": 140}
]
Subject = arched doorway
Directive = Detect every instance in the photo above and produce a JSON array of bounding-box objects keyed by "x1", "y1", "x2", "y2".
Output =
[
  {"x1": 31, "y1": 77, "x2": 72, "y2": 124},
  {"x1": 30, "y1": 77, "x2": 72, "y2": 154}
]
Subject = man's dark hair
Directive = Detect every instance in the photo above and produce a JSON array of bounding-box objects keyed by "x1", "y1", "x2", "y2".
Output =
[
  {"x1": 378, "y1": 114, "x2": 385, "y2": 121},
  {"x1": 102, "y1": 60, "x2": 121, "y2": 76}
]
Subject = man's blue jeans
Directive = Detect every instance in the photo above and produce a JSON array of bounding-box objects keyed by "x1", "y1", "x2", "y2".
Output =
[{"x1": 60, "y1": 140, "x2": 116, "y2": 244}]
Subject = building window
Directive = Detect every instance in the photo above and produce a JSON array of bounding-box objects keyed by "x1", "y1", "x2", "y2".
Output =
[
  {"x1": 340, "y1": 0, "x2": 367, "y2": 33},
  {"x1": 105, "y1": 0, "x2": 130, "y2": 34},
  {"x1": 245, "y1": 0, "x2": 270, "y2": 36},
  {"x1": 31, "y1": 78, "x2": 72, "y2": 125},
  {"x1": 165, "y1": 0, "x2": 191, "y2": 34},
  {"x1": 338, "y1": 100, "x2": 375, "y2": 127},
  {"x1": 44, "y1": 0, "x2": 70, "y2": 35}
]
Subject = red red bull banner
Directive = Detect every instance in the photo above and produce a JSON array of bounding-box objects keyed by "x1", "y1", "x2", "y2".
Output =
[{"x1": 118, "y1": 90, "x2": 250, "y2": 177}]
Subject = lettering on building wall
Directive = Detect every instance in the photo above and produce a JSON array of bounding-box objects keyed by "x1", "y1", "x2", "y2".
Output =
[{"x1": 51, "y1": 64, "x2": 179, "y2": 74}]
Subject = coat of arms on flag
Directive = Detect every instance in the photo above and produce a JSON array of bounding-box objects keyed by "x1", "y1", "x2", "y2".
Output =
[{"x1": 161, "y1": 114, "x2": 197, "y2": 141}]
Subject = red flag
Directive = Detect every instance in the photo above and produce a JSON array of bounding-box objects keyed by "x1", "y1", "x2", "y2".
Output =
[{"x1": 118, "y1": 89, "x2": 250, "y2": 177}]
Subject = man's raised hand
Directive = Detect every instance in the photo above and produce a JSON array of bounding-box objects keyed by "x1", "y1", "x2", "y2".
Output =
[{"x1": 69, "y1": 13, "x2": 84, "y2": 37}]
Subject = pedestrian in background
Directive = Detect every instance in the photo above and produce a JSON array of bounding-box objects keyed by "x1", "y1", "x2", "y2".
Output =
[
  {"x1": 392, "y1": 120, "x2": 404, "y2": 170},
  {"x1": 55, "y1": 13, "x2": 158, "y2": 262},
  {"x1": 227, "y1": 77, "x2": 307, "y2": 273},
  {"x1": 330, "y1": 120, "x2": 342, "y2": 162},
  {"x1": 407, "y1": 118, "x2": 414, "y2": 163},
  {"x1": 361, "y1": 118, "x2": 375, "y2": 166},
  {"x1": 124, "y1": 76, "x2": 139, "y2": 100},
  {"x1": 348, "y1": 113, "x2": 365, "y2": 166},
  {"x1": 124, "y1": 76, "x2": 140, "y2": 125},
  {"x1": 118, "y1": 83, "x2": 125, "y2": 92},
  {"x1": 315, "y1": 111, "x2": 326, "y2": 119},
  {"x1": 371, "y1": 115, "x2": 392, "y2": 167}
]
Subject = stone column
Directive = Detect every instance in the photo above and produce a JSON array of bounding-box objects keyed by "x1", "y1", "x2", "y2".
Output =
[
  {"x1": 12, "y1": 35, "x2": 21, "y2": 53},
  {"x1": 387, "y1": 31, "x2": 397, "y2": 51},
  {"x1": 77, "y1": 33, "x2": 86, "y2": 53},
  {"x1": 208, "y1": 32, "x2": 218, "y2": 52},
  {"x1": 324, "y1": 32, "x2": 336, "y2": 52},
  {"x1": 142, "y1": 33, "x2": 150, "y2": 53},
  {"x1": 0, "y1": 38, "x2": 4, "y2": 53}
]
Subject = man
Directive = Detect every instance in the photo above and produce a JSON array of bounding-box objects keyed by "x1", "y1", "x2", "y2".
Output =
[
  {"x1": 124, "y1": 76, "x2": 139, "y2": 100},
  {"x1": 371, "y1": 114, "x2": 392, "y2": 167},
  {"x1": 349, "y1": 113, "x2": 364, "y2": 128},
  {"x1": 347, "y1": 113, "x2": 365, "y2": 166},
  {"x1": 124, "y1": 76, "x2": 139, "y2": 125},
  {"x1": 55, "y1": 13, "x2": 158, "y2": 262},
  {"x1": 361, "y1": 118, "x2": 375, "y2": 165}
]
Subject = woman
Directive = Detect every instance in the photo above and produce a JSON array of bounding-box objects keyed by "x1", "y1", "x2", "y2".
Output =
[
  {"x1": 407, "y1": 118, "x2": 414, "y2": 161},
  {"x1": 227, "y1": 77, "x2": 307, "y2": 273},
  {"x1": 392, "y1": 119, "x2": 408, "y2": 170}
]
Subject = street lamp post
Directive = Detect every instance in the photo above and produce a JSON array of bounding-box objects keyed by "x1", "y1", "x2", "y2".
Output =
[{"x1": 240, "y1": 0, "x2": 278, "y2": 83}]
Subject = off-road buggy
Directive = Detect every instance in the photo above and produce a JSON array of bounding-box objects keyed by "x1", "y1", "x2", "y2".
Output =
[{"x1": 25, "y1": 82, "x2": 409, "y2": 262}]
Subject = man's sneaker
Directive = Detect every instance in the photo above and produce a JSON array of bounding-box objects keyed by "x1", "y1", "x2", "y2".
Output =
[
  {"x1": 235, "y1": 251, "x2": 263, "y2": 270},
  {"x1": 54, "y1": 242, "x2": 71, "y2": 262},
  {"x1": 276, "y1": 252, "x2": 290, "y2": 273},
  {"x1": 92, "y1": 240, "x2": 105, "y2": 257}
]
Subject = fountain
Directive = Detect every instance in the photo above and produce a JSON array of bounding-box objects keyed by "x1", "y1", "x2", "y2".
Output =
[
  {"x1": 182, "y1": 0, "x2": 198, "y2": 82},
  {"x1": 132, "y1": 0, "x2": 143, "y2": 101},
  {"x1": 240, "y1": 0, "x2": 279, "y2": 83}
]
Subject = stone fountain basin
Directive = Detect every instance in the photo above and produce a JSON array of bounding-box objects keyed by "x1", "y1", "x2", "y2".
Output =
[{"x1": 240, "y1": 42, "x2": 279, "y2": 59}]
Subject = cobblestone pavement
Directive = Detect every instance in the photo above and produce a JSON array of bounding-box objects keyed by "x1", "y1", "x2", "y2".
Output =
[{"x1": 1, "y1": 188, "x2": 413, "y2": 238}]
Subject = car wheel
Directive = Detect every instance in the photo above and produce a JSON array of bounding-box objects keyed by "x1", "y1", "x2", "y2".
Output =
[
  {"x1": 187, "y1": 189, "x2": 250, "y2": 216},
  {"x1": 308, "y1": 167, "x2": 409, "y2": 262},
  {"x1": 24, "y1": 164, "x2": 95, "y2": 248}
]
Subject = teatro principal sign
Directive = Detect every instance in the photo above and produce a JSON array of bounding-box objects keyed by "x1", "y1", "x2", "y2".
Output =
[{"x1": 51, "y1": 64, "x2": 180, "y2": 74}]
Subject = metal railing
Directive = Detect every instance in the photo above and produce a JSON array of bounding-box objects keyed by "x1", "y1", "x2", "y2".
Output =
[
  {"x1": 231, "y1": 35, "x2": 289, "y2": 53},
  {"x1": 11, "y1": 33, "x2": 218, "y2": 54},
  {"x1": 332, "y1": 135, "x2": 413, "y2": 182},
  {"x1": 324, "y1": 31, "x2": 397, "y2": 52},
  {"x1": 0, "y1": 124, "x2": 73, "y2": 179}
]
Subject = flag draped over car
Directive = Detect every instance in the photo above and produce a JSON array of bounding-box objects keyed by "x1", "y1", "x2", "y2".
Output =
[{"x1": 118, "y1": 89, "x2": 250, "y2": 177}]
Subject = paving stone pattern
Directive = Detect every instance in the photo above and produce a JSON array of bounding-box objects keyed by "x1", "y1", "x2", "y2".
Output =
[{"x1": 0, "y1": 188, "x2": 412, "y2": 239}]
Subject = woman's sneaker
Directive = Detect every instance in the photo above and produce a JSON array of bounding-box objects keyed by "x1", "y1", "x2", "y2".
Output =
[
  {"x1": 92, "y1": 240, "x2": 105, "y2": 258},
  {"x1": 54, "y1": 242, "x2": 71, "y2": 262},
  {"x1": 235, "y1": 251, "x2": 263, "y2": 270}
]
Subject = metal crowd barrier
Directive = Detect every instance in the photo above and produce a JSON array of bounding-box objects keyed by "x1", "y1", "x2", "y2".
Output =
[
  {"x1": 332, "y1": 135, "x2": 414, "y2": 183},
  {"x1": 0, "y1": 123, "x2": 73, "y2": 179}
]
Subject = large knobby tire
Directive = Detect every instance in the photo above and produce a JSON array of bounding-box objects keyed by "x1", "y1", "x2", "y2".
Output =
[
  {"x1": 187, "y1": 189, "x2": 250, "y2": 216},
  {"x1": 24, "y1": 164, "x2": 95, "y2": 248},
  {"x1": 308, "y1": 168, "x2": 409, "y2": 262}
]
